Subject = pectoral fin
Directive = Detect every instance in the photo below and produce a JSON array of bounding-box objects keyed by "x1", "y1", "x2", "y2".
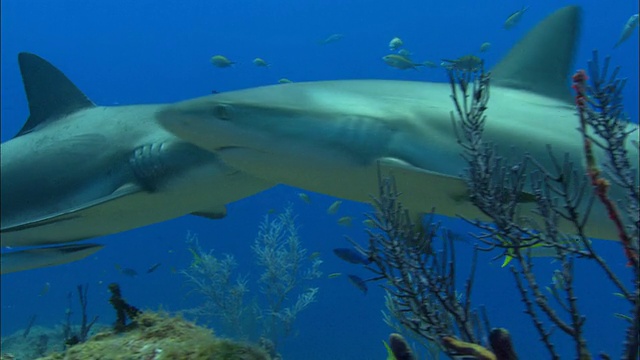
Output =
[
  {"x1": 1, "y1": 243, "x2": 104, "y2": 275},
  {"x1": 1, "y1": 183, "x2": 145, "y2": 233}
]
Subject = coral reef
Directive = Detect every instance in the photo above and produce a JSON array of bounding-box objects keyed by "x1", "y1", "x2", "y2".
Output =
[
  {"x1": 1, "y1": 325, "x2": 78, "y2": 359},
  {"x1": 36, "y1": 311, "x2": 271, "y2": 360}
]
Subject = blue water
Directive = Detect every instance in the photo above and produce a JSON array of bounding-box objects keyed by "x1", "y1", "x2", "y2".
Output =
[{"x1": 1, "y1": 1, "x2": 638, "y2": 359}]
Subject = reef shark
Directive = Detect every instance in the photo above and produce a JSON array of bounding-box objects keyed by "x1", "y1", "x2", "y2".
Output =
[
  {"x1": 0, "y1": 53, "x2": 273, "y2": 274},
  {"x1": 158, "y1": 6, "x2": 638, "y2": 241}
]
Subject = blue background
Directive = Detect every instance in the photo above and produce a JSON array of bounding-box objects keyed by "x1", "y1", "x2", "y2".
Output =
[{"x1": 1, "y1": 1, "x2": 638, "y2": 358}]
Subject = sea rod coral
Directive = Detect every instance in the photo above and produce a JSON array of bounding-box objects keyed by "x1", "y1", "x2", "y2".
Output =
[{"x1": 352, "y1": 52, "x2": 638, "y2": 359}]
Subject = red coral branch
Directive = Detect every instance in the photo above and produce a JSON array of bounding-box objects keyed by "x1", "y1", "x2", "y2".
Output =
[{"x1": 572, "y1": 69, "x2": 638, "y2": 265}]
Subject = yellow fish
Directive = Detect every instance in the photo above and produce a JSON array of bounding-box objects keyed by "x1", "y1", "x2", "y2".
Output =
[
  {"x1": 327, "y1": 200, "x2": 342, "y2": 215},
  {"x1": 210, "y1": 55, "x2": 234, "y2": 68},
  {"x1": 337, "y1": 216, "x2": 353, "y2": 226},
  {"x1": 328, "y1": 272, "x2": 342, "y2": 278},
  {"x1": 252, "y1": 58, "x2": 270, "y2": 67},
  {"x1": 318, "y1": 33, "x2": 344, "y2": 45},
  {"x1": 362, "y1": 219, "x2": 376, "y2": 228},
  {"x1": 388, "y1": 37, "x2": 403, "y2": 51},
  {"x1": 500, "y1": 235, "x2": 588, "y2": 267},
  {"x1": 38, "y1": 282, "x2": 50, "y2": 297},
  {"x1": 382, "y1": 54, "x2": 423, "y2": 70},
  {"x1": 504, "y1": 6, "x2": 529, "y2": 30},
  {"x1": 298, "y1": 192, "x2": 311, "y2": 204}
]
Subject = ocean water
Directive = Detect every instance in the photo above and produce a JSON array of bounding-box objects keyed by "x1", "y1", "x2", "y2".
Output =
[{"x1": 1, "y1": 1, "x2": 638, "y2": 359}]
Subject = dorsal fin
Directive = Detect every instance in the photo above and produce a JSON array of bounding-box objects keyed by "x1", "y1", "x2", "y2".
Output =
[
  {"x1": 15, "y1": 52, "x2": 95, "y2": 137},
  {"x1": 491, "y1": 6, "x2": 581, "y2": 103}
]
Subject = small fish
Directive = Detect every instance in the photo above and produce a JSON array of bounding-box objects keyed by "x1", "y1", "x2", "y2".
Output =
[
  {"x1": 383, "y1": 340, "x2": 394, "y2": 360},
  {"x1": 389, "y1": 37, "x2": 403, "y2": 51},
  {"x1": 298, "y1": 192, "x2": 311, "y2": 204},
  {"x1": 327, "y1": 200, "x2": 342, "y2": 215},
  {"x1": 614, "y1": 14, "x2": 639, "y2": 48},
  {"x1": 500, "y1": 236, "x2": 589, "y2": 267},
  {"x1": 146, "y1": 262, "x2": 162, "y2": 274},
  {"x1": 278, "y1": 78, "x2": 293, "y2": 84},
  {"x1": 613, "y1": 292, "x2": 627, "y2": 299},
  {"x1": 115, "y1": 264, "x2": 138, "y2": 277},
  {"x1": 337, "y1": 216, "x2": 353, "y2": 227},
  {"x1": 550, "y1": 269, "x2": 566, "y2": 290},
  {"x1": 333, "y1": 248, "x2": 371, "y2": 265},
  {"x1": 382, "y1": 54, "x2": 423, "y2": 70},
  {"x1": 441, "y1": 55, "x2": 483, "y2": 72},
  {"x1": 422, "y1": 60, "x2": 438, "y2": 68},
  {"x1": 38, "y1": 282, "x2": 50, "y2": 297},
  {"x1": 328, "y1": 272, "x2": 342, "y2": 279},
  {"x1": 347, "y1": 274, "x2": 368, "y2": 294},
  {"x1": 362, "y1": 219, "x2": 376, "y2": 228},
  {"x1": 479, "y1": 42, "x2": 491, "y2": 52},
  {"x1": 121, "y1": 268, "x2": 138, "y2": 277},
  {"x1": 210, "y1": 55, "x2": 235, "y2": 68},
  {"x1": 613, "y1": 313, "x2": 633, "y2": 323},
  {"x1": 318, "y1": 33, "x2": 344, "y2": 45},
  {"x1": 253, "y1": 57, "x2": 270, "y2": 67},
  {"x1": 504, "y1": 6, "x2": 529, "y2": 30},
  {"x1": 309, "y1": 251, "x2": 321, "y2": 260},
  {"x1": 397, "y1": 49, "x2": 412, "y2": 59}
]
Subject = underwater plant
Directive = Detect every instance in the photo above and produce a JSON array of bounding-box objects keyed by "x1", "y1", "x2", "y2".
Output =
[
  {"x1": 251, "y1": 205, "x2": 323, "y2": 347},
  {"x1": 447, "y1": 51, "x2": 638, "y2": 359},
  {"x1": 182, "y1": 205, "x2": 322, "y2": 353},
  {"x1": 62, "y1": 284, "x2": 98, "y2": 347},
  {"x1": 182, "y1": 231, "x2": 252, "y2": 339},
  {"x1": 355, "y1": 52, "x2": 638, "y2": 359}
]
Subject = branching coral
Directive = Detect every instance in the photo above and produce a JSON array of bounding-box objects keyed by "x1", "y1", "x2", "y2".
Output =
[
  {"x1": 182, "y1": 206, "x2": 322, "y2": 353},
  {"x1": 446, "y1": 52, "x2": 638, "y2": 358},
  {"x1": 359, "y1": 51, "x2": 638, "y2": 359},
  {"x1": 349, "y1": 172, "x2": 495, "y2": 356},
  {"x1": 252, "y1": 205, "x2": 322, "y2": 346},
  {"x1": 62, "y1": 284, "x2": 99, "y2": 346},
  {"x1": 182, "y1": 232, "x2": 251, "y2": 339}
]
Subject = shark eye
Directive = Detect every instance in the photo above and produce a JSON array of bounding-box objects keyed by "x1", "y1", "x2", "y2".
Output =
[{"x1": 213, "y1": 104, "x2": 234, "y2": 120}]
